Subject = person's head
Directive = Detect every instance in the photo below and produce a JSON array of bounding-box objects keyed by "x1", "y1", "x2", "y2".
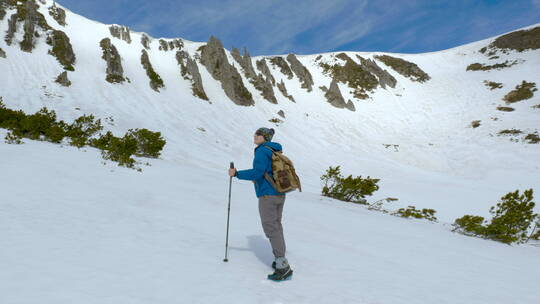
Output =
[{"x1": 253, "y1": 127, "x2": 275, "y2": 145}]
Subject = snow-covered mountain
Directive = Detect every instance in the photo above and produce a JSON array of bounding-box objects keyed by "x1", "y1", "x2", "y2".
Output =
[{"x1": 1, "y1": 0, "x2": 539, "y2": 303}]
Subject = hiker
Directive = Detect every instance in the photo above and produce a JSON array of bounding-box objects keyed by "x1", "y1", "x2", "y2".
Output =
[{"x1": 228, "y1": 127, "x2": 293, "y2": 281}]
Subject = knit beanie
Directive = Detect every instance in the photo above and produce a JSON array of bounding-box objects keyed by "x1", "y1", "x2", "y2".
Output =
[{"x1": 255, "y1": 127, "x2": 275, "y2": 142}]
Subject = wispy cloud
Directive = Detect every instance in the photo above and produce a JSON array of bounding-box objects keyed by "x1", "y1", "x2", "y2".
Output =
[{"x1": 57, "y1": 0, "x2": 540, "y2": 56}]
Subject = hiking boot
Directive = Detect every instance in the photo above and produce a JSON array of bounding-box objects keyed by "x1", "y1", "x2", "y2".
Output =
[{"x1": 267, "y1": 265, "x2": 293, "y2": 281}]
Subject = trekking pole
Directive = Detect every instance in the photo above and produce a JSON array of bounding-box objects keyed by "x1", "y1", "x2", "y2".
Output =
[{"x1": 223, "y1": 161, "x2": 234, "y2": 262}]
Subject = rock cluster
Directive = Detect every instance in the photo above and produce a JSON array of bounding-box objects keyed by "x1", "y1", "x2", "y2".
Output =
[
  {"x1": 99, "y1": 38, "x2": 126, "y2": 83},
  {"x1": 109, "y1": 25, "x2": 131, "y2": 44},
  {"x1": 199, "y1": 36, "x2": 254, "y2": 106},
  {"x1": 176, "y1": 50, "x2": 208, "y2": 100}
]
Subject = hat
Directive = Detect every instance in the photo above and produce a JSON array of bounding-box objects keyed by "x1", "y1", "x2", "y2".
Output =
[{"x1": 255, "y1": 127, "x2": 275, "y2": 142}]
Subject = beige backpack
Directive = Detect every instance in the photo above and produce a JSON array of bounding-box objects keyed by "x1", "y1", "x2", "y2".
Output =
[{"x1": 262, "y1": 145, "x2": 302, "y2": 193}]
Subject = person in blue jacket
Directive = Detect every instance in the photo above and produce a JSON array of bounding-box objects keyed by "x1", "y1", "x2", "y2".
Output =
[{"x1": 228, "y1": 127, "x2": 293, "y2": 281}]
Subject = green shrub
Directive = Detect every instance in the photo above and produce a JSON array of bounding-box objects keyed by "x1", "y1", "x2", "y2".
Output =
[
  {"x1": 393, "y1": 205, "x2": 438, "y2": 222},
  {"x1": 453, "y1": 215, "x2": 486, "y2": 236},
  {"x1": 4, "y1": 131, "x2": 23, "y2": 144},
  {"x1": 101, "y1": 133, "x2": 138, "y2": 168},
  {"x1": 126, "y1": 128, "x2": 166, "y2": 158},
  {"x1": 321, "y1": 165, "x2": 380, "y2": 204},
  {"x1": 452, "y1": 189, "x2": 538, "y2": 244},
  {"x1": 66, "y1": 114, "x2": 103, "y2": 147},
  {"x1": 0, "y1": 99, "x2": 166, "y2": 170}
]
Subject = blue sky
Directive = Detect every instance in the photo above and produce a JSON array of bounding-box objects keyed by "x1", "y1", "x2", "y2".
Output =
[{"x1": 56, "y1": 0, "x2": 540, "y2": 56}]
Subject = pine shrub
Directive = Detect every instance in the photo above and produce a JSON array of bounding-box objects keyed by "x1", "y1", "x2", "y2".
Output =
[{"x1": 321, "y1": 165, "x2": 380, "y2": 204}]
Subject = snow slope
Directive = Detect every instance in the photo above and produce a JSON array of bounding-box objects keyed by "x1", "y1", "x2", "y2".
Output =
[{"x1": 1, "y1": 1, "x2": 539, "y2": 303}]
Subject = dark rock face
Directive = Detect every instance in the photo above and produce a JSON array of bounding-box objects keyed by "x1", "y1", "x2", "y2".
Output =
[
  {"x1": 199, "y1": 36, "x2": 254, "y2": 106},
  {"x1": 374, "y1": 54, "x2": 430, "y2": 83},
  {"x1": 320, "y1": 53, "x2": 379, "y2": 99},
  {"x1": 46, "y1": 30, "x2": 76, "y2": 71},
  {"x1": 159, "y1": 39, "x2": 183, "y2": 51},
  {"x1": 231, "y1": 47, "x2": 277, "y2": 104},
  {"x1": 0, "y1": 47, "x2": 6, "y2": 58},
  {"x1": 109, "y1": 25, "x2": 131, "y2": 44},
  {"x1": 141, "y1": 34, "x2": 151, "y2": 50},
  {"x1": 4, "y1": 0, "x2": 50, "y2": 52},
  {"x1": 277, "y1": 110, "x2": 285, "y2": 118},
  {"x1": 176, "y1": 50, "x2": 208, "y2": 101},
  {"x1": 277, "y1": 79, "x2": 295, "y2": 102},
  {"x1": 286, "y1": 53, "x2": 314, "y2": 92},
  {"x1": 99, "y1": 38, "x2": 126, "y2": 83},
  {"x1": 5, "y1": 13, "x2": 17, "y2": 45},
  {"x1": 356, "y1": 55, "x2": 396, "y2": 89},
  {"x1": 322, "y1": 79, "x2": 355, "y2": 111},
  {"x1": 0, "y1": 0, "x2": 7, "y2": 20},
  {"x1": 231, "y1": 47, "x2": 257, "y2": 79},
  {"x1": 55, "y1": 71, "x2": 71, "y2": 87},
  {"x1": 269, "y1": 56, "x2": 293, "y2": 79},
  {"x1": 256, "y1": 58, "x2": 275, "y2": 86},
  {"x1": 48, "y1": 3, "x2": 66, "y2": 26},
  {"x1": 141, "y1": 49, "x2": 165, "y2": 92},
  {"x1": 253, "y1": 74, "x2": 277, "y2": 104}
]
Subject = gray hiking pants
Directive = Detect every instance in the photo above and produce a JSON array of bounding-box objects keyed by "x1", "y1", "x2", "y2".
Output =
[{"x1": 258, "y1": 195, "x2": 287, "y2": 258}]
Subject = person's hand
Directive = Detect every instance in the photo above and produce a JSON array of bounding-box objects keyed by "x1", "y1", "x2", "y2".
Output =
[{"x1": 228, "y1": 168, "x2": 237, "y2": 177}]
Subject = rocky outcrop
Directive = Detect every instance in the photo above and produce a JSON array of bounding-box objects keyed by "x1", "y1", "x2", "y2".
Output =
[
  {"x1": 176, "y1": 50, "x2": 208, "y2": 101},
  {"x1": 286, "y1": 53, "x2": 314, "y2": 92},
  {"x1": 269, "y1": 56, "x2": 293, "y2": 79},
  {"x1": 55, "y1": 71, "x2": 71, "y2": 87},
  {"x1": 256, "y1": 58, "x2": 275, "y2": 86},
  {"x1": 356, "y1": 55, "x2": 396, "y2": 89},
  {"x1": 277, "y1": 110, "x2": 285, "y2": 118},
  {"x1": 231, "y1": 47, "x2": 257, "y2": 79},
  {"x1": 0, "y1": 0, "x2": 7, "y2": 20},
  {"x1": 141, "y1": 34, "x2": 151, "y2": 50},
  {"x1": 99, "y1": 38, "x2": 126, "y2": 83},
  {"x1": 320, "y1": 53, "x2": 379, "y2": 99},
  {"x1": 48, "y1": 3, "x2": 66, "y2": 26},
  {"x1": 5, "y1": 13, "x2": 17, "y2": 45},
  {"x1": 199, "y1": 36, "x2": 254, "y2": 106},
  {"x1": 46, "y1": 30, "x2": 75, "y2": 71},
  {"x1": 374, "y1": 54, "x2": 430, "y2": 83},
  {"x1": 253, "y1": 74, "x2": 277, "y2": 104},
  {"x1": 277, "y1": 79, "x2": 295, "y2": 102},
  {"x1": 141, "y1": 49, "x2": 165, "y2": 92},
  {"x1": 232, "y1": 47, "x2": 277, "y2": 104},
  {"x1": 109, "y1": 25, "x2": 131, "y2": 43},
  {"x1": 0, "y1": 47, "x2": 6, "y2": 58},
  {"x1": 4, "y1": 0, "x2": 51, "y2": 52},
  {"x1": 321, "y1": 79, "x2": 355, "y2": 111},
  {"x1": 22, "y1": 0, "x2": 50, "y2": 52},
  {"x1": 159, "y1": 39, "x2": 183, "y2": 51}
]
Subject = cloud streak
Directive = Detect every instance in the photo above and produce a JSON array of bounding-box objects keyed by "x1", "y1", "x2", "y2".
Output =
[{"x1": 57, "y1": 0, "x2": 540, "y2": 56}]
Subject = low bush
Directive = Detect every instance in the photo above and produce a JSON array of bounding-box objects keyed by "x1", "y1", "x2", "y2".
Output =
[
  {"x1": 452, "y1": 189, "x2": 538, "y2": 244},
  {"x1": 321, "y1": 165, "x2": 380, "y2": 204},
  {"x1": 0, "y1": 98, "x2": 166, "y2": 170},
  {"x1": 392, "y1": 205, "x2": 438, "y2": 222}
]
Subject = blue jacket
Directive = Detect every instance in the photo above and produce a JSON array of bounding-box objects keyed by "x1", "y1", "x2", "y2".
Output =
[{"x1": 236, "y1": 141, "x2": 286, "y2": 198}]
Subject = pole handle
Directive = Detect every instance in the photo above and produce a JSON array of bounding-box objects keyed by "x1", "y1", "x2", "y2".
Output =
[{"x1": 230, "y1": 162, "x2": 234, "y2": 169}]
